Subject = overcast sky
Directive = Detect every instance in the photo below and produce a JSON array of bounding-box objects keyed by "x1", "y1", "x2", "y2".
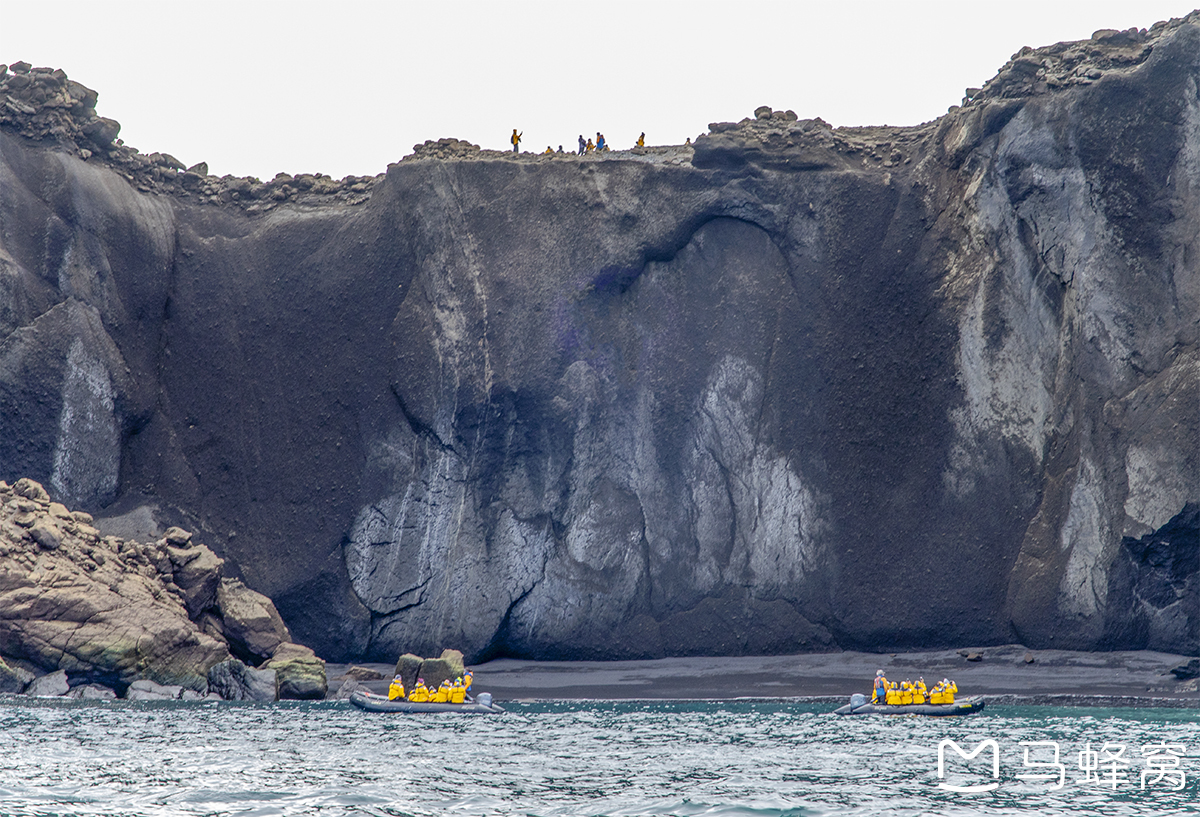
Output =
[{"x1": 3, "y1": 1, "x2": 1196, "y2": 179}]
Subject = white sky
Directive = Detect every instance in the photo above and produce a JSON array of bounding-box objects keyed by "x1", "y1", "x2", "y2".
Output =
[{"x1": 3, "y1": 1, "x2": 1196, "y2": 179}]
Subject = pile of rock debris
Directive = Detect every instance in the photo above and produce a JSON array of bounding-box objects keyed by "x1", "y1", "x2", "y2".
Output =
[
  {"x1": 0, "y1": 60, "x2": 381, "y2": 213},
  {"x1": 0, "y1": 477, "x2": 326, "y2": 702}
]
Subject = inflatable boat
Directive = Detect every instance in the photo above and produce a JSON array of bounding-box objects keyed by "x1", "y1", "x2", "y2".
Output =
[
  {"x1": 833, "y1": 693, "x2": 985, "y2": 716},
  {"x1": 349, "y1": 688, "x2": 504, "y2": 714}
]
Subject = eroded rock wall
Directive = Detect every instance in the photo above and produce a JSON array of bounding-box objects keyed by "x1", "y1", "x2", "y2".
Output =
[{"x1": 0, "y1": 17, "x2": 1196, "y2": 661}]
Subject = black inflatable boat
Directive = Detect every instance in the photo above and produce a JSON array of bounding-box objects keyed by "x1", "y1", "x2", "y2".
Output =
[
  {"x1": 833, "y1": 694, "x2": 985, "y2": 716},
  {"x1": 349, "y1": 689, "x2": 505, "y2": 714}
]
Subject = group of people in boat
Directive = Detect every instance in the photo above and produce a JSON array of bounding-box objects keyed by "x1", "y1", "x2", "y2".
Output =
[
  {"x1": 387, "y1": 671, "x2": 473, "y2": 704},
  {"x1": 872, "y1": 670, "x2": 957, "y2": 705}
]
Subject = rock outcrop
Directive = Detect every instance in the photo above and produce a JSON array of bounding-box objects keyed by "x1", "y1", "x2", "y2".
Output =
[
  {"x1": 392, "y1": 649, "x2": 467, "y2": 694},
  {"x1": 0, "y1": 479, "x2": 323, "y2": 697},
  {"x1": 206, "y1": 659, "x2": 278, "y2": 702},
  {"x1": 0, "y1": 14, "x2": 1197, "y2": 663}
]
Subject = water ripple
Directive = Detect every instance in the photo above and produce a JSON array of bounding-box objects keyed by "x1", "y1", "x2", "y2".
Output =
[{"x1": 0, "y1": 698, "x2": 1195, "y2": 816}]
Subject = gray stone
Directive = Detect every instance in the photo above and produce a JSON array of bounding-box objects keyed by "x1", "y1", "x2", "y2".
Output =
[
  {"x1": 26, "y1": 670, "x2": 69, "y2": 697},
  {"x1": 163, "y1": 526, "x2": 192, "y2": 546},
  {"x1": 331, "y1": 677, "x2": 361, "y2": 700},
  {"x1": 0, "y1": 657, "x2": 34, "y2": 693},
  {"x1": 168, "y1": 543, "x2": 223, "y2": 617},
  {"x1": 206, "y1": 659, "x2": 277, "y2": 702},
  {"x1": 29, "y1": 522, "x2": 61, "y2": 550},
  {"x1": 13, "y1": 478, "x2": 49, "y2": 503},
  {"x1": 82, "y1": 116, "x2": 120, "y2": 147},
  {"x1": 1170, "y1": 658, "x2": 1200, "y2": 679},
  {"x1": 393, "y1": 653, "x2": 423, "y2": 693},
  {"x1": 66, "y1": 683, "x2": 117, "y2": 700},
  {"x1": 216, "y1": 579, "x2": 290, "y2": 662},
  {"x1": 263, "y1": 643, "x2": 326, "y2": 700},
  {"x1": 125, "y1": 679, "x2": 184, "y2": 700}
]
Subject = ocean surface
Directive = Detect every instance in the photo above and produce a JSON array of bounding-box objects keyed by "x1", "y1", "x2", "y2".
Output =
[{"x1": 1, "y1": 697, "x2": 1197, "y2": 816}]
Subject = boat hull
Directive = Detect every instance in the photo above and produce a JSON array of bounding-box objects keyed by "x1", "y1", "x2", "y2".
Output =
[
  {"x1": 833, "y1": 696, "x2": 985, "y2": 716},
  {"x1": 349, "y1": 689, "x2": 504, "y2": 714}
]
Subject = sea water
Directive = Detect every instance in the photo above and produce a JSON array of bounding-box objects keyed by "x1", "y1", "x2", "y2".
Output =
[{"x1": 1, "y1": 698, "x2": 1197, "y2": 816}]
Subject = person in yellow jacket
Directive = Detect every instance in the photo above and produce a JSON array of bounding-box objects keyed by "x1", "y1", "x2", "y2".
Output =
[
  {"x1": 885, "y1": 682, "x2": 900, "y2": 706},
  {"x1": 636, "y1": 132, "x2": 645, "y2": 147},
  {"x1": 450, "y1": 677, "x2": 466, "y2": 704},
  {"x1": 463, "y1": 670, "x2": 473, "y2": 692},
  {"x1": 409, "y1": 679, "x2": 429, "y2": 702},
  {"x1": 434, "y1": 680, "x2": 452, "y2": 703},
  {"x1": 511, "y1": 129, "x2": 522, "y2": 153},
  {"x1": 387, "y1": 675, "x2": 406, "y2": 701},
  {"x1": 585, "y1": 138, "x2": 594, "y2": 153}
]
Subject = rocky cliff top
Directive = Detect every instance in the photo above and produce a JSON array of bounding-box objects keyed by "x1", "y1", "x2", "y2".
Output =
[{"x1": 4, "y1": 11, "x2": 1196, "y2": 212}]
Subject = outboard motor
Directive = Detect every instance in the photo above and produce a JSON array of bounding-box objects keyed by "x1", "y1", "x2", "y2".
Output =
[
  {"x1": 477, "y1": 692, "x2": 493, "y2": 708},
  {"x1": 850, "y1": 693, "x2": 867, "y2": 708}
]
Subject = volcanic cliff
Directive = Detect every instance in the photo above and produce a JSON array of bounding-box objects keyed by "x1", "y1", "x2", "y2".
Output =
[{"x1": 0, "y1": 17, "x2": 1196, "y2": 663}]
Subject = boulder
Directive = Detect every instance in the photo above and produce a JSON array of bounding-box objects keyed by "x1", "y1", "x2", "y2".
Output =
[
  {"x1": 393, "y1": 653, "x2": 424, "y2": 693},
  {"x1": 167, "y1": 543, "x2": 223, "y2": 617},
  {"x1": 25, "y1": 670, "x2": 69, "y2": 697},
  {"x1": 416, "y1": 657, "x2": 460, "y2": 691},
  {"x1": 163, "y1": 527, "x2": 192, "y2": 546},
  {"x1": 331, "y1": 677, "x2": 361, "y2": 700},
  {"x1": 263, "y1": 643, "x2": 326, "y2": 700},
  {"x1": 216, "y1": 578, "x2": 290, "y2": 662},
  {"x1": 0, "y1": 657, "x2": 34, "y2": 693},
  {"x1": 126, "y1": 679, "x2": 184, "y2": 700},
  {"x1": 1170, "y1": 658, "x2": 1200, "y2": 679},
  {"x1": 344, "y1": 665, "x2": 384, "y2": 681},
  {"x1": 29, "y1": 521, "x2": 61, "y2": 551},
  {"x1": 754, "y1": 106, "x2": 773, "y2": 119},
  {"x1": 206, "y1": 659, "x2": 277, "y2": 701},
  {"x1": 82, "y1": 116, "x2": 120, "y2": 147},
  {"x1": 438, "y1": 649, "x2": 466, "y2": 678},
  {"x1": 12, "y1": 478, "x2": 49, "y2": 503},
  {"x1": 67, "y1": 683, "x2": 117, "y2": 700}
]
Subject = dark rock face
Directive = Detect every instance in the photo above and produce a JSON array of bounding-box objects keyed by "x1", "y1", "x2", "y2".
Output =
[{"x1": 0, "y1": 18, "x2": 1197, "y2": 663}]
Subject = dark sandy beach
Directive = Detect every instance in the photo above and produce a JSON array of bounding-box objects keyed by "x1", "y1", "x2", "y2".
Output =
[{"x1": 329, "y1": 645, "x2": 1200, "y2": 706}]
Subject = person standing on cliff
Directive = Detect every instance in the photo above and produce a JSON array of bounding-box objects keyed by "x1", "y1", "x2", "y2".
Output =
[
  {"x1": 511, "y1": 129, "x2": 522, "y2": 153},
  {"x1": 578, "y1": 135, "x2": 586, "y2": 155}
]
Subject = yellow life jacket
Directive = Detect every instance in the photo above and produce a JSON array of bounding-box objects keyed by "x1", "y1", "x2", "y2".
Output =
[
  {"x1": 636, "y1": 135, "x2": 645, "y2": 147},
  {"x1": 930, "y1": 690, "x2": 945, "y2": 704},
  {"x1": 464, "y1": 672, "x2": 473, "y2": 690},
  {"x1": 900, "y1": 686, "x2": 913, "y2": 705},
  {"x1": 912, "y1": 688, "x2": 925, "y2": 704},
  {"x1": 511, "y1": 131, "x2": 520, "y2": 146},
  {"x1": 387, "y1": 680, "x2": 405, "y2": 701},
  {"x1": 409, "y1": 683, "x2": 429, "y2": 702},
  {"x1": 434, "y1": 683, "x2": 450, "y2": 703},
  {"x1": 450, "y1": 679, "x2": 465, "y2": 704},
  {"x1": 885, "y1": 686, "x2": 899, "y2": 705}
]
